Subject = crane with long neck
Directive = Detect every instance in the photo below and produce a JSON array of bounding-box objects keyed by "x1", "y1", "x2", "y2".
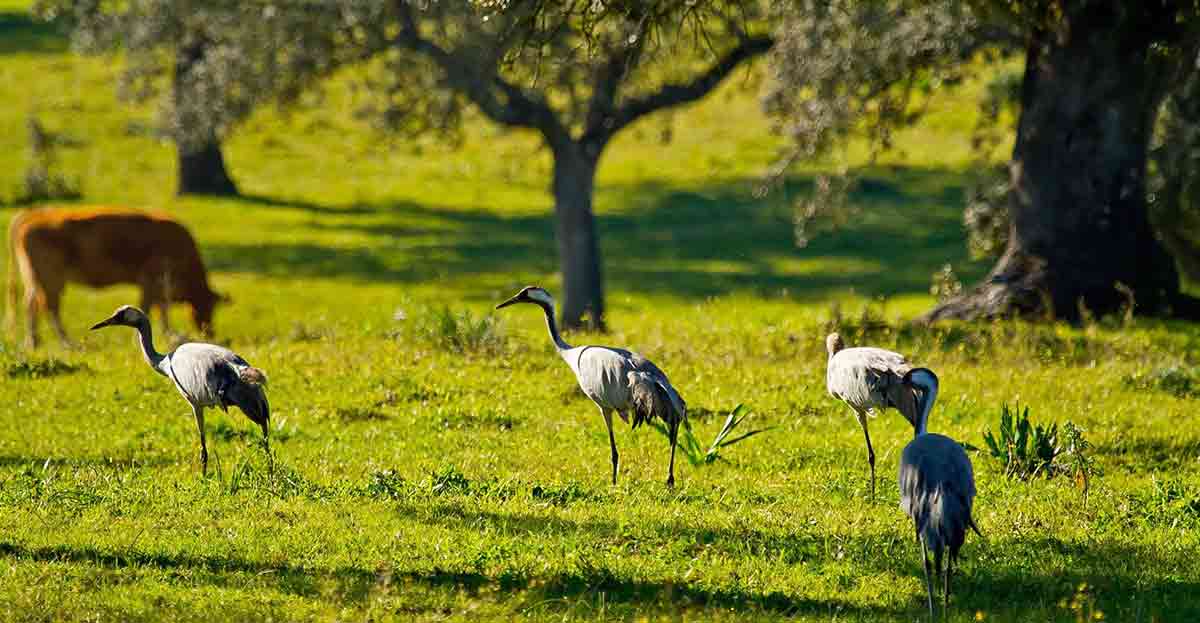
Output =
[
  {"x1": 496, "y1": 286, "x2": 687, "y2": 486},
  {"x1": 91, "y1": 305, "x2": 270, "y2": 474},
  {"x1": 897, "y1": 367, "x2": 980, "y2": 618}
]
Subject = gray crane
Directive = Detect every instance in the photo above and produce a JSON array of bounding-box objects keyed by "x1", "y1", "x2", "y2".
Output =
[
  {"x1": 90, "y1": 305, "x2": 269, "y2": 474},
  {"x1": 898, "y1": 367, "x2": 981, "y2": 618},
  {"x1": 496, "y1": 286, "x2": 687, "y2": 487},
  {"x1": 825, "y1": 332, "x2": 921, "y2": 500}
]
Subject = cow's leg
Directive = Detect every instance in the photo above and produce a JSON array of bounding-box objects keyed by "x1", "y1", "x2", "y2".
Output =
[
  {"x1": 45, "y1": 288, "x2": 71, "y2": 347},
  {"x1": 140, "y1": 278, "x2": 170, "y2": 337},
  {"x1": 23, "y1": 287, "x2": 40, "y2": 349}
]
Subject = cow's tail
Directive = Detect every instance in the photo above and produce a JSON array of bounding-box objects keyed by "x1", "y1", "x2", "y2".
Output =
[{"x1": 4, "y1": 209, "x2": 25, "y2": 335}]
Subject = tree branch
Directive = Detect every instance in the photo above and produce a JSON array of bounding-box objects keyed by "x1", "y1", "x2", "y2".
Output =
[
  {"x1": 391, "y1": 1, "x2": 568, "y2": 144},
  {"x1": 587, "y1": 35, "x2": 773, "y2": 144}
]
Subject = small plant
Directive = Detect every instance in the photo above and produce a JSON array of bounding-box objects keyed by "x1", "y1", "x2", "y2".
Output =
[
  {"x1": 983, "y1": 404, "x2": 1099, "y2": 497},
  {"x1": 14, "y1": 116, "x2": 81, "y2": 204},
  {"x1": 653, "y1": 404, "x2": 775, "y2": 466},
  {"x1": 1061, "y1": 421, "x2": 1100, "y2": 505},
  {"x1": 929, "y1": 263, "x2": 963, "y2": 302},
  {"x1": 982, "y1": 402, "x2": 1061, "y2": 480},
  {"x1": 396, "y1": 305, "x2": 504, "y2": 354},
  {"x1": 1123, "y1": 365, "x2": 1199, "y2": 398},
  {"x1": 365, "y1": 469, "x2": 410, "y2": 500},
  {"x1": 430, "y1": 465, "x2": 471, "y2": 496}
]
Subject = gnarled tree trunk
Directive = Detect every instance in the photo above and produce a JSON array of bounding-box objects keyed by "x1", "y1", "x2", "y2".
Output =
[
  {"x1": 176, "y1": 135, "x2": 237, "y2": 196},
  {"x1": 551, "y1": 140, "x2": 605, "y2": 330},
  {"x1": 173, "y1": 37, "x2": 238, "y2": 197},
  {"x1": 927, "y1": 10, "x2": 1185, "y2": 322}
]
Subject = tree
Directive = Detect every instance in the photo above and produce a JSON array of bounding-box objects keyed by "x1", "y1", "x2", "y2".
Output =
[
  {"x1": 38, "y1": 1, "x2": 347, "y2": 196},
  {"x1": 328, "y1": 1, "x2": 772, "y2": 329},
  {"x1": 769, "y1": 0, "x2": 1200, "y2": 322}
]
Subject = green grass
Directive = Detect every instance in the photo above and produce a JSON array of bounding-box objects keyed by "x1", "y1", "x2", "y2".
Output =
[{"x1": 2, "y1": 7, "x2": 1200, "y2": 622}]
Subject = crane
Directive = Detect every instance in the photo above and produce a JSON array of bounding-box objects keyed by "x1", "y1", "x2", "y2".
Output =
[
  {"x1": 496, "y1": 286, "x2": 687, "y2": 487},
  {"x1": 90, "y1": 305, "x2": 269, "y2": 474},
  {"x1": 825, "y1": 332, "x2": 921, "y2": 500},
  {"x1": 898, "y1": 367, "x2": 981, "y2": 618}
]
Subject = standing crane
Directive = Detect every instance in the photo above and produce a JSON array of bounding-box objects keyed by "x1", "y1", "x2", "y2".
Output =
[
  {"x1": 898, "y1": 367, "x2": 980, "y2": 618},
  {"x1": 90, "y1": 305, "x2": 269, "y2": 474},
  {"x1": 496, "y1": 286, "x2": 687, "y2": 487},
  {"x1": 825, "y1": 332, "x2": 921, "y2": 500}
]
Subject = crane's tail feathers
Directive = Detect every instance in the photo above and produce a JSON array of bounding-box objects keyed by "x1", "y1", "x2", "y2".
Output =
[
  {"x1": 226, "y1": 381, "x2": 270, "y2": 427},
  {"x1": 968, "y1": 516, "x2": 984, "y2": 540},
  {"x1": 237, "y1": 366, "x2": 268, "y2": 387},
  {"x1": 628, "y1": 371, "x2": 675, "y2": 430}
]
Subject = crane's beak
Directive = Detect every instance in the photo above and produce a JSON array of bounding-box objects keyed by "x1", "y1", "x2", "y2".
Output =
[
  {"x1": 90, "y1": 316, "x2": 116, "y2": 330},
  {"x1": 495, "y1": 294, "x2": 525, "y2": 310}
]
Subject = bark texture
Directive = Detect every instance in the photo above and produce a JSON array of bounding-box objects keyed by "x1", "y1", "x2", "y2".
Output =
[
  {"x1": 173, "y1": 38, "x2": 238, "y2": 197},
  {"x1": 552, "y1": 141, "x2": 605, "y2": 330},
  {"x1": 926, "y1": 6, "x2": 1186, "y2": 322}
]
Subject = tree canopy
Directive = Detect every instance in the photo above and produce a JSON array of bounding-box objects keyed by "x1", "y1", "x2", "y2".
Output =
[{"x1": 769, "y1": 0, "x2": 1200, "y2": 321}]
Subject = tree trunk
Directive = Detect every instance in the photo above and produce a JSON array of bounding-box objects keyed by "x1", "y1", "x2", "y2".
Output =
[
  {"x1": 926, "y1": 10, "x2": 1184, "y2": 323},
  {"x1": 551, "y1": 141, "x2": 605, "y2": 330},
  {"x1": 173, "y1": 37, "x2": 238, "y2": 197},
  {"x1": 176, "y1": 136, "x2": 238, "y2": 196}
]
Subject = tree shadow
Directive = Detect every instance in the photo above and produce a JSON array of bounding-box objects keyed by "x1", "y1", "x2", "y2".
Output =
[
  {"x1": 207, "y1": 166, "x2": 986, "y2": 306},
  {"x1": 0, "y1": 539, "x2": 892, "y2": 618},
  {"x1": 0, "y1": 12, "x2": 68, "y2": 56},
  {"x1": 0, "y1": 454, "x2": 176, "y2": 469}
]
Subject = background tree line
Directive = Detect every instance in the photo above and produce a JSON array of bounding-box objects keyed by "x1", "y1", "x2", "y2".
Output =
[{"x1": 35, "y1": 0, "x2": 1200, "y2": 328}]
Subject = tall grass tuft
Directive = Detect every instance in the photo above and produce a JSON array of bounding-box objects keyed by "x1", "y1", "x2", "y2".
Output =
[
  {"x1": 983, "y1": 403, "x2": 1099, "y2": 498},
  {"x1": 654, "y1": 404, "x2": 775, "y2": 466},
  {"x1": 395, "y1": 306, "x2": 504, "y2": 354},
  {"x1": 982, "y1": 402, "x2": 1061, "y2": 480}
]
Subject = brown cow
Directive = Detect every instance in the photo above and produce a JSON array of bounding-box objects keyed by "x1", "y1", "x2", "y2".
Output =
[{"x1": 5, "y1": 206, "x2": 225, "y2": 347}]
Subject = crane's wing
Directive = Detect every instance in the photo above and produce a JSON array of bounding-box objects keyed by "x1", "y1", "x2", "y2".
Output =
[
  {"x1": 899, "y1": 434, "x2": 977, "y2": 551},
  {"x1": 624, "y1": 350, "x2": 687, "y2": 420},
  {"x1": 168, "y1": 344, "x2": 269, "y2": 425},
  {"x1": 827, "y1": 347, "x2": 914, "y2": 418}
]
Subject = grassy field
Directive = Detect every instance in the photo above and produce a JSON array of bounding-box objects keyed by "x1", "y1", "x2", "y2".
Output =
[{"x1": 2, "y1": 6, "x2": 1200, "y2": 622}]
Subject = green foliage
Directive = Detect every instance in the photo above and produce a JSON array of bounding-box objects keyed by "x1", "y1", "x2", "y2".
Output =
[
  {"x1": 397, "y1": 305, "x2": 504, "y2": 355},
  {"x1": 983, "y1": 404, "x2": 1099, "y2": 499},
  {"x1": 654, "y1": 404, "x2": 775, "y2": 466},
  {"x1": 13, "y1": 116, "x2": 80, "y2": 204},
  {"x1": 982, "y1": 402, "x2": 1061, "y2": 480},
  {"x1": 1123, "y1": 366, "x2": 1200, "y2": 399},
  {"x1": 4, "y1": 356, "x2": 85, "y2": 379},
  {"x1": 2, "y1": 7, "x2": 1200, "y2": 620}
]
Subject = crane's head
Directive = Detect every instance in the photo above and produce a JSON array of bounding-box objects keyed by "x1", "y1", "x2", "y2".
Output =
[
  {"x1": 90, "y1": 305, "x2": 149, "y2": 330},
  {"x1": 495, "y1": 285, "x2": 554, "y2": 310},
  {"x1": 825, "y1": 332, "x2": 845, "y2": 357}
]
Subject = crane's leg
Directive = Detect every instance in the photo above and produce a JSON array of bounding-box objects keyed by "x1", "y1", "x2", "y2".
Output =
[
  {"x1": 855, "y1": 409, "x2": 876, "y2": 501},
  {"x1": 934, "y1": 547, "x2": 946, "y2": 619},
  {"x1": 921, "y1": 541, "x2": 935, "y2": 620},
  {"x1": 192, "y1": 405, "x2": 208, "y2": 476},
  {"x1": 259, "y1": 420, "x2": 273, "y2": 476},
  {"x1": 943, "y1": 555, "x2": 952, "y2": 617},
  {"x1": 601, "y1": 408, "x2": 619, "y2": 485},
  {"x1": 666, "y1": 416, "x2": 679, "y2": 488}
]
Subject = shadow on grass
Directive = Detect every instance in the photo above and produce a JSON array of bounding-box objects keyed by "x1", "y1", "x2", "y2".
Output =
[
  {"x1": 207, "y1": 166, "x2": 988, "y2": 304},
  {"x1": 0, "y1": 12, "x2": 68, "y2": 55},
  {"x1": 0, "y1": 454, "x2": 176, "y2": 469},
  {"x1": 0, "y1": 539, "x2": 893, "y2": 618},
  {"x1": 382, "y1": 501, "x2": 1200, "y2": 621}
]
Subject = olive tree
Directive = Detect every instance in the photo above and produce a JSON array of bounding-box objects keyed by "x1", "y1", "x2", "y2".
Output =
[
  {"x1": 769, "y1": 0, "x2": 1200, "y2": 322},
  {"x1": 38, "y1": 0, "x2": 348, "y2": 196},
  {"x1": 327, "y1": 0, "x2": 773, "y2": 329}
]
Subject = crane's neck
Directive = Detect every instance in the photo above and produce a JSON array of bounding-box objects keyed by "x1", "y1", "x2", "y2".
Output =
[
  {"x1": 536, "y1": 300, "x2": 571, "y2": 352},
  {"x1": 913, "y1": 376, "x2": 938, "y2": 437},
  {"x1": 133, "y1": 319, "x2": 167, "y2": 375}
]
